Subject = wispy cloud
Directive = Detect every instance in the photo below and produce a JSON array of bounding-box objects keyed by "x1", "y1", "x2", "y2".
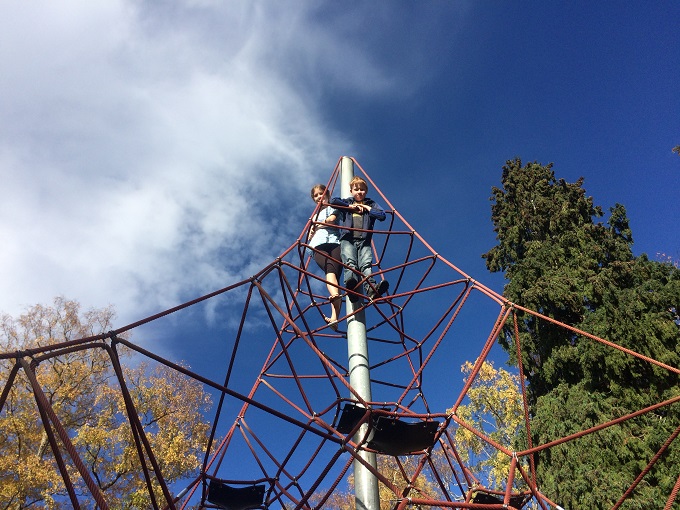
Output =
[
  {"x1": 0, "y1": 1, "x2": 348, "y2": 322},
  {"x1": 0, "y1": 0, "x2": 468, "y2": 325}
]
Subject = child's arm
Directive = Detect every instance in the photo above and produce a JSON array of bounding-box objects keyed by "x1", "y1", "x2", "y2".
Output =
[
  {"x1": 309, "y1": 206, "x2": 335, "y2": 239},
  {"x1": 316, "y1": 206, "x2": 339, "y2": 228},
  {"x1": 330, "y1": 197, "x2": 349, "y2": 208},
  {"x1": 317, "y1": 210, "x2": 338, "y2": 227},
  {"x1": 366, "y1": 201, "x2": 386, "y2": 221}
]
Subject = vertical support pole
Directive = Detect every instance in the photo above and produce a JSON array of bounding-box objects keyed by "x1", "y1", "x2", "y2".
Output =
[{"x1": 341, "y1": 156, "x2": 380, "y2": 510}]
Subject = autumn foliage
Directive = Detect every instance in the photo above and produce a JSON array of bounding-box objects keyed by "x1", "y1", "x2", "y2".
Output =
[{"x1": 0, "y1": 297, "x2": 213, "y2": 509}]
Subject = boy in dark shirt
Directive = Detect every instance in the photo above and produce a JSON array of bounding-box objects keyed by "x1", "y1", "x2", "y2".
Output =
[{"x1": 331, "y1": 176, "x2": 389, "y2": 302}]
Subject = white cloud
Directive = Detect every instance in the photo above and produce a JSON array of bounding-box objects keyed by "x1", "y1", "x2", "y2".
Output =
[
  {"x1": 0, "y1": 0, "x2": 368, "y2": 324},
  {"x1": 0, "y1": 0, "x2": 459, "y2": 329}
]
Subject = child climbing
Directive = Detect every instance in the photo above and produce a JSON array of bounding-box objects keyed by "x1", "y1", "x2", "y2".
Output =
[
  {"x1": 331, "y1": 176, "x2": 389, "y2": 303},
  {"x1": 307, "y1": 184, "x2": 342, "y2": 330}
]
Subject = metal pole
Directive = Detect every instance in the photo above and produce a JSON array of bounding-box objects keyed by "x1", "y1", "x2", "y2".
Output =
[{"x1": 341, "y1": 156, "x2": 380, "y2": 510}]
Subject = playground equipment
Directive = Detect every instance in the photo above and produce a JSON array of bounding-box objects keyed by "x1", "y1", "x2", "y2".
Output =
[{"x1": 2, "y1": 157, "x2": 679, "y2": 509}]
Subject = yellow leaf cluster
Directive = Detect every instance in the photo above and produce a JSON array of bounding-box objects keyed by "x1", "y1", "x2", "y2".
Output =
[
  {"x1": 0, "y1": 298, "x2": 214, "y2": 509},
  {"x1": 452, "y1": 359, "x2": 525, "y2": 490}
]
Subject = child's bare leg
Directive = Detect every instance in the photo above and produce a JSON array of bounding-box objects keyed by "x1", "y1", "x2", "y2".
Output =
[{"x1": 326, "y1": 272, "x2": 341, "y2": 321}]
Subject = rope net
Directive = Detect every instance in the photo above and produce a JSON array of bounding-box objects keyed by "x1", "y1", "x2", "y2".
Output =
[{"x1": 1, "y1": 157, "x2": 679, "y2": 509}]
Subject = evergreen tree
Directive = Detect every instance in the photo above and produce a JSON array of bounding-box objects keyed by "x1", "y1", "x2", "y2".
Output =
[{"x1": 483, "y1": 158, "x2": 680, "y2": 508}]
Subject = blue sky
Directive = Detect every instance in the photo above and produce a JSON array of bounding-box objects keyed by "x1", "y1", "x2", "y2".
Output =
[
  {"x1": 1, "y1": 1, "x2": 678, "y2": 328},
  {"x1": 1, "y1": 0, "x2": 678, "y2": 502},
  {"x1": 1, "y1": 1, "x2": 678, "y2": 367}
]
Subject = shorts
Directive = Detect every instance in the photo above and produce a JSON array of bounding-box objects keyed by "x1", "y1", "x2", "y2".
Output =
[{"x1": 313, "y1": 243, "x2": 342, "y2": 278}]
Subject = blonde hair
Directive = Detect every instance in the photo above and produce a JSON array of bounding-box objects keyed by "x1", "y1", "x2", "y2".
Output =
[{"x1": 349, "y1": 176, "x2": 368, "y2": 191}]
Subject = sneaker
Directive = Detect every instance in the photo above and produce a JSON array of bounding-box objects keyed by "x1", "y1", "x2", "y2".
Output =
[
  {"x1": 366, "y1": 287, "x2": 378, "y2": 301},
  {"x1": 367, "y1": 280, "x2": 389, "y2": 301},
  {"x1": 345, "y1": 276, "x2": 360, "y2": 303}
]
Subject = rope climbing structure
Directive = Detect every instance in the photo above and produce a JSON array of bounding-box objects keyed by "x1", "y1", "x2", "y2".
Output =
[{"x1": 2, "y1": 156, "x2": 679, "y2": 509}]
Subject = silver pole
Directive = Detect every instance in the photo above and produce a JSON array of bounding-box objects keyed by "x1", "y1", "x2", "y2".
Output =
[{"x1": 340, "y1": 156, "x2": 380, "y2": 510}]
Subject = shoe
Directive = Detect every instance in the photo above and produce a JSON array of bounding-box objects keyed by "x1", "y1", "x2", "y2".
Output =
[
  {"x1": 345, "y1": 276, "x2": 360, "y2": 303},
  {"x1": 324, "y1": 316, "x2": 339, "y2": 331},
  {"x1": 376, "y1": 280, "x2": 389, "y2": 297},
  {"x1": 368, "y1": 280, "x2": 389, "y2": 301}
]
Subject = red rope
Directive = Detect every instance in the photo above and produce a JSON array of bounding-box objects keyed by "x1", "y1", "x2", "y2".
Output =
[{"x1": 3, "y1": 156, "x2": 678, "y2": 509}]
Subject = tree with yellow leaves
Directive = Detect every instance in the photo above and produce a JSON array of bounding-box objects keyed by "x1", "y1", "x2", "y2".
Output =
[
  {"x1": 0, "y1": 297, "x2": 213, "y2": 509},
  {"x1": 452, "y1": 359, "x2": 525, "y2": 490}
]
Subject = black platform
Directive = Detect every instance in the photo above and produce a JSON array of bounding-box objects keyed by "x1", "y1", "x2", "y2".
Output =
[
  {"x1": 471, "y1": 491, "x2": 529, "y2": 508},
  {"x1": 207, "y1": 481, "x2": 266, "y2": 510},
  {"x1": 338, "y1": 403, "x2": 440, "y2": 456}
]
